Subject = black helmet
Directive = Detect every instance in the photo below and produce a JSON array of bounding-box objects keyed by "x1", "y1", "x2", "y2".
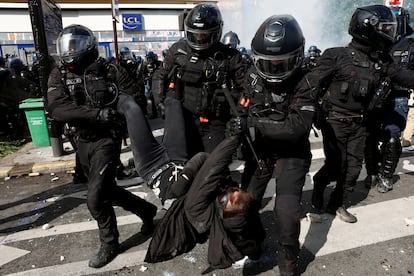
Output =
[
  {"x1": 184, "y1": 3, "x2": 223, "y2": 51},
  {"x1": 390, "y1": 6, "x2": 413, "y2": 40},
  {"x1": 56, "y1": 24, "x2": 98, "y2": 73},
  {"x1": 120, "y1": 47, "x2": 133, "y2": 61},
  {"x1": 222, "y1": 31, "x2": 240, "y2": 49},
  {"x1": 251, "y1": 15, "x2": 305, "y2": 82},
  {"x1": 348, "y1": 5, "x2": 397, "y2": 51},
  {"x1": 308, "y1": 45, "x2": 321, "y2": 59},
  {"x1": 146, "y1": 51, "x2": 158, "y2": 62},
  {"x1": 8, "y1": 58, "x2": 26, "y2": 73},
  {"x1": 162, "y1": 48, "x2": 169, "y2": 58}
]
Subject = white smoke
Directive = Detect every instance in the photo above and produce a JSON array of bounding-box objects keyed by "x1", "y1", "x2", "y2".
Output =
[{"x1": 218, "y1": 0, "x2": 351, "y2": 52}]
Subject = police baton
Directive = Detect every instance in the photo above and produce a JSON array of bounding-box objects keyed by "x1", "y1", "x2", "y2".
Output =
[{"x1": 221, "y1": 84, "x2": 262, "y2": 170}]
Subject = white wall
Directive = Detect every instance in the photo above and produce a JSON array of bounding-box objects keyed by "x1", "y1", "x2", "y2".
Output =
[{"x1": 0, "y1": 8, "x2": 181, "y2": 33}]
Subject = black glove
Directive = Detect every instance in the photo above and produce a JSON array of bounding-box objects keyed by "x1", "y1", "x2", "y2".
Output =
[
  {"x1": 227, "y1": 116, "x2": 247, "y2": 136},
  {"x1": 97, "y1": 108, "x2": 117, "y2": 124}
]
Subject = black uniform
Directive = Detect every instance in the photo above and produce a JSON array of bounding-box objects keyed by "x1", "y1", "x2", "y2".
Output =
[
  {"x1": 47, "y1": 58, "x2": 157, "y2": 253},
  {"x1": 364, "y1": 30, "x2": 414, "y2": 192},
  {"x1": 241, "y1": 14, "x2": 315, "y2": 275},
  {"x1": 163, "y1": 38, "x2": 248, "y2": 156},
  {"x1": 241, "y1": 66, "x2": 315, "y2": 266},
  {"x1": 311, "y1": 39, "x2": 414, "y2": 212}
]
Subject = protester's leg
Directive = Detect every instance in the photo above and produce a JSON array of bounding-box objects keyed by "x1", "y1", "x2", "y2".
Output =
[
  {"x1": 162, "y1": 96, "x2": 188, "y2": 163},
  {"x1": 117, "y1": 93, "x2": 169, "y2": 181}
]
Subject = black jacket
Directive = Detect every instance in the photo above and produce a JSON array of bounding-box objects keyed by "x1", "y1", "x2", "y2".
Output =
[
  {"x1": 246, "y1": 66, "x2": 316, "y2": 158},
  {"x1": 47, "y1": 58, "x2": 138, "y2": 139},
  {"x1": 308, "y1": 39, "x2": 414, "y2": 114},
  {"x1": 145, "y1": 135, "x2": 264, "y2": 269}
]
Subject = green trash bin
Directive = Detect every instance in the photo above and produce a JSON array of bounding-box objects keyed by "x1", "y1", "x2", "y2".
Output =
[{"x1": 19, "y1": 98, "x2": 51, "y2": 147}]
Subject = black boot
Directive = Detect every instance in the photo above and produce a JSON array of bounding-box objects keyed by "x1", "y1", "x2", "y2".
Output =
[
  {"x1": 88, "y1": 244, "x2": 119, "y2": 268},
  {"x1": 277, "y1": 245, "x2": 299, "y2": 276},
  {"x1": 140, "y1": 203, "x2": 157, "y2": 235},
  {"x1": 377, "y1": 174, "x2": 393, "y2": 193}
]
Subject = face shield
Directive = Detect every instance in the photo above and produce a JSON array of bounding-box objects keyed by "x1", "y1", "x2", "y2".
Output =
[
  {"x1": 57, "y1": 33, "x2": 95, "y2": 64},
  {"x1": 253, "y1": 47, "x2": 303, "y2": 82},
  {"x1": 377, "y1": 21, "x2": 397, "y2": 42},
  {"x1": 185, "y1": 27, "x2": 220, "y2": 51}
]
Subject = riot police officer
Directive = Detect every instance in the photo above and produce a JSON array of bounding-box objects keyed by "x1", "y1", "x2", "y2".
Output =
[
  {"x1": 118, "y1": 46, "x2": 146, "y2": 111},
  {"x1": 162, "y1": 3, "x2": 248, "y2": 156},
  {"x1": 221, "y1": 30, "x2": 240, "y2": 49},
  {"x1": 310, "y1": 5, "x2": 414, "y2": 223},
  {"x1": 143, "y1": 51, "x2": 162, "y2": 118},
  {"x1": 238, "y1": 15, "x2": 316, "y2": 276},
  {"x1": 303, "y1": 45, "x2": 321, "y2": 69},
  {"x1": 47, "y1": 24, "x2": 157, "y2": 268},
  {"x1": 364, "y1": 6, "x2": 414, "y2": 193}
]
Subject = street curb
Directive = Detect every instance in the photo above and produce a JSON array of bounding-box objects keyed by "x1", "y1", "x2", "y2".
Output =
[{"x1": 32, "y1": 160, "x2": 76, "y2": 174}]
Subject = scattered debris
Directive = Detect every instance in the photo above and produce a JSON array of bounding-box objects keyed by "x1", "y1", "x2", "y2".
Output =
[
  {"x1": 4, "y1": 176, "x2": 10, "y2": 181},
  {"x1": 182, "y1": 253, "x2": 196, "y2": 263},
  {"x1": 404, "y1": 217, "x2": 414, "y2": 226},
  {"x1": 42, "y1": 223, "x2": 52, "y2": 230},
  {"x1": 139, "y1": 265, "x2": 148, "y2": 272},
  {"x1": 60, "y1": 255, "x2": 65, "y2": 261},
  {"x1": 45, "y1": 196, "x2": 60, "y2": 202},
  {"x1": 50, "y1": 176, "x2": 59, "y2": 182},
  {"x1": 28, "y1": 172, "x2": 40, "y2": 177}
]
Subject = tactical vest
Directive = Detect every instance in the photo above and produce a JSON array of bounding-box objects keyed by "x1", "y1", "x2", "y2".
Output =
[
  {"x1": 62, "y1": 59, "x2": 119, "y2": 109},
  {"x1": 62, "y1": 59, "x2": 122, "y2": 140},
  {"x1": 246, "y1": 70, "x2": 293, "y2": 121},
  {"x1": 323, "y1": 47, "x2": 385, "y2": 113},
  {"x1": 173, "y1": 47, "x2": 231, "y2": 118},
  {"x1": 391, "y1": 37, "x2": 414, "y2": 94}
]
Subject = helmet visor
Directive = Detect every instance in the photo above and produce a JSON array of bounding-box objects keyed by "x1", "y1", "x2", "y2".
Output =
[
  {"x1": 378, "y1": 21, "x2": 397, "y2": 41},
  {"x1": 57, "y1": 33, "x2": 95, "y2": 63},
  {"x1": 185, "y1": 27, "x2": 220, "y2": 50},
  {"x1": 253, "y1": 47, "x2": 303, "y2": 81}
]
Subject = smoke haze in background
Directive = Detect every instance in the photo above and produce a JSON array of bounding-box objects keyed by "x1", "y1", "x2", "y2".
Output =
[{"x1": 218, "y1": 0, "x2": 352, "y2": 52}]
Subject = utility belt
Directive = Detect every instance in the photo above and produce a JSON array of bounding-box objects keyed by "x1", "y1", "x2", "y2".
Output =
[{"x1": 326, "y1": 110, "x2": 364, "y2": 123}]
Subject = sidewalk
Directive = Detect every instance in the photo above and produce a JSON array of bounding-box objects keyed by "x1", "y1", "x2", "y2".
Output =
[{"x1": 0, "y1": 126, "x2": 323, "y2": 178}]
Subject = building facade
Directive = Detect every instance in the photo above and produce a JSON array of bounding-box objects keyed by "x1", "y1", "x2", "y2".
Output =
[{"x1": 0, "y1": 0, "x2": 216, "y2": 63}]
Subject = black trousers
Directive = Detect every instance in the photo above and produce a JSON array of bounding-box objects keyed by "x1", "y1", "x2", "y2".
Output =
[
  {"x1": 117, "y1": 94, "x2": 187, "y2": 182},
  {"x1": 242, "y1": 145, "x2": 311, "y2": 251},
  {"x1": 78, "y1": 137, "x2": 155, "y2": 248},
  {"x1": 314, "y1": 118, "x2": 366, "y2": 208}
]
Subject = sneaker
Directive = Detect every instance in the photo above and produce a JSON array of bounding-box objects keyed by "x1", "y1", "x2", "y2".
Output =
[
  {"x1": 377, "y1": 175, "x2": 393, "y2": 193},
  {"x1": 140, "y1": 204, "x2": 157, "y2": 235},
  {"x1": 88, "y1": 245, "x2": 118, "y2": 268},
  {"x1": 335, "y1": 207, "x2": 357, "y2": 223},
  {"x1": 364, "y1": 175, "x2": 378, "y2": 189}
]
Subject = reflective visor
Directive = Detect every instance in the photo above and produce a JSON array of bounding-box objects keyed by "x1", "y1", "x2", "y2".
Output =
[
  {"x1": 253, "y1": 47, "x2": 302, "y2": 80},
  {"x1": 378, "y1": 21, "x2": 397, "y2": 41},
  {"x1": 57, "y1": 33, "x2": 94, "y2": 63}
]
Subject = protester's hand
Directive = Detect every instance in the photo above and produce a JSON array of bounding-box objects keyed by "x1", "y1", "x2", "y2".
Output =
[
  {"x1": 227, "y1": 116, "x2": 247, "y2": 136},
  {"x1": 97, "y1": 108, "x2": 117, "y2": 123}
]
